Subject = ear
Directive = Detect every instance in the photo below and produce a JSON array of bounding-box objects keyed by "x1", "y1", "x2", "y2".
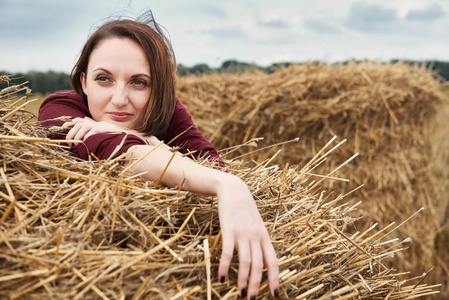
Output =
[{"x1": 80, "y1": 72, "x2": 88, "y2": 95}]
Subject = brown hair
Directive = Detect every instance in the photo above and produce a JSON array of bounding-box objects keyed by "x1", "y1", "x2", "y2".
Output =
[{"x1": 71, "y1": 12, "x2": 177, "y2": 136}]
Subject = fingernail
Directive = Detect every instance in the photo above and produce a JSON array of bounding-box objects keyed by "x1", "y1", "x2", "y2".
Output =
[
  {"x1": 274, "y1": 288, "x2": 279, "y2": 297},
  {"x1": 241, "y1": 288, "x2": 247, "y2": 298},
  {"x1": 220, "y1": 276, "x2": 225, "y2": 283},
  {"x1": 250, "y1": 295, "x2": 256, "y2": 300}
]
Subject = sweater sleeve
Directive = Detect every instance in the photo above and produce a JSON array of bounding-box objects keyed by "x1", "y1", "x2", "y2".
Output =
[
  {"x1": 69, "y1": 132, "x2": 145, "y2": 161},
  {"x1": 38, "y1": 90, "x2": 91, "y2": 139},
  {"x1": 160, "y1": 98, "x2": 222, "y2": 163},
  {"x1": 38, "y1": 91, "x2": 146, "y2": 160}
]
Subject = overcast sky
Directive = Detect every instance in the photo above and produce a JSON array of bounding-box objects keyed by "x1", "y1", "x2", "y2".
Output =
[{"x1": 1, "y1": 0, "x2": 448, "y2": 73}]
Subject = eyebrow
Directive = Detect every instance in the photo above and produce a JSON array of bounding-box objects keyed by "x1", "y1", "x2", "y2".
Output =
[
  {"x1": 131, "y1": 73, "x2": 151, "y2": 79},
  {"x1": 93, "y1": 68, "x2": 151, "y2": 79},
  {"x1": 93, "y1": 67, "x2": 113, "y2": 75}
]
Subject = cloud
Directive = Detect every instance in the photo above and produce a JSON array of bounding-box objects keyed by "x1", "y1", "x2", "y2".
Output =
[
  {"x1": 0, "y1": 1, "x2": 101, "y2": 40},
  {"x1": 199, "y1": 5, "x2": 227, "y2": 18},
  {"x1": 258, "y1": 19, "x2": 290, "y2": 29},
  {"x1": 200, "y1": 26, "x2": 247, "y2": 39},
  {"x1": 406, "y1": 3, "x2": 445, "y2": 22},
  {"x1": 343, "y1": 2, "x2": 398, "y2": 32},
  {"x1": 304, "y1": 19, "x2": 340, "y2": 34},
  {"x1": 2, "y1": 0, "x2": 449, "y2": 73}
]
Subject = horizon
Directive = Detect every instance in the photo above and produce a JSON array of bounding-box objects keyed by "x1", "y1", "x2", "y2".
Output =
[{"x1": 3, "y1": 58, "x2": 449, "y2": 76}]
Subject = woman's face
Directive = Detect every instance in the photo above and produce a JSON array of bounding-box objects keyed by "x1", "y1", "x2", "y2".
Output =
[{"x1": 81, "y1": 37, "x2": 151, "y2": 129}]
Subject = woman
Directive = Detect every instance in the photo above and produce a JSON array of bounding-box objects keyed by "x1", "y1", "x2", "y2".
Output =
[{"x1": 38, "y1": 13, "x2": 279, "y2": 299}]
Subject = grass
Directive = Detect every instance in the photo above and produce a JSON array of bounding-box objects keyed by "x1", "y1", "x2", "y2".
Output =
[
  {"x1": 22, "y1": 93, "x2": 48, "y2": 120},
  {"x1": 440, "y1": 84, "x2": 449, "y2": 93}
]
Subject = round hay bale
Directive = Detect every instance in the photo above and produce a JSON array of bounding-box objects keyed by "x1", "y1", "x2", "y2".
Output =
[
  {"x1": 0, "y1": 78, "x2": 440, "y2": 298},
  {"x1": 176, "y1": 61, "x2": 447, "y2": 297}
]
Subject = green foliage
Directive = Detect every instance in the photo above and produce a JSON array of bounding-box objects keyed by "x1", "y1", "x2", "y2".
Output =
[
  {"x1": 429, "y1": 61, "x2": 449, "y2": 82},
  {"x1": 177, "y1": 63, "x2": 212, "y2": 76},
  {"x1": 176, "y1": 64, "x2": 189, "y2": 76},
  {"x1": 178, "y1": 59, "x2": 449, "y2": 81},
  {"x1": 220, "y1": 60, "x2": 259, "y2": 73},
  {"x1": 391, "y1": 59, "x2": 449, "y2": 82},
  {"x1": 178, "y1": 60, "x2": 259, "y2": 75},
  {"x1": 0, "y1": 70, "x2": 71, "y2": 94}
]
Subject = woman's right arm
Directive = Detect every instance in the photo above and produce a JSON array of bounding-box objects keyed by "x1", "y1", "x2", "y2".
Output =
[
  {"x1": 63, "y1": 116, "x2": 174, "y2": 152},
  {"x1": 38, "y1": 91, "x2": 148, "y2": 160},
  {"x1": 38, "y1": 91, "x2": 91, "y2": 135}
]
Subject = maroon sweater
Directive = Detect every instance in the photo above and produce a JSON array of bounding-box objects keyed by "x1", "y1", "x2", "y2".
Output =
[{"x1": 38, "y1": 91, "x2": 221, "y2": 162}]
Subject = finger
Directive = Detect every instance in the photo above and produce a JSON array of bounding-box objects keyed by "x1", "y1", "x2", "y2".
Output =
[
  {"x1": 83, "y1": 127, "x2": 97, "y2": 140},
  {"x1": 236, "y1": 238, "x2": 251, "y2": 298},
  {"x1": 262, "y1": 237, "x2": 280, "y2": 297},
  {"x1": 69, "y1": 117, "x2": 83, "y2": 124},
  {"x1": 62, "y1": 122, "x2": 72, "y2": 129},
  {"x1": 65, "y1": 126, "x2": 80, "y2": 147},
  {"x1": 64, "y1": 119, "x2": 87, "y2": 136},
  {"x1": 74, "y1": 126, "x2": 92, "y2": 141},
  {"x1": 247, "y1": 240, "x2": 263, "y2": 299},
  {"x1": 65, "y1": 125, "x2": 79, "y2": 141},
  {"x1": 66, "y1": 123, "x2": 88, "y2": 141},
  {"x1": 218, "y1": 234, "x2": 234, "y2": 284}
]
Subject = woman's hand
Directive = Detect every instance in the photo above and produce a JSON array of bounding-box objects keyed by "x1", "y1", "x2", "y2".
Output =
[
  {"x1": 216, "y1": 175, "x2": 279, "y2": 299},
  {"x1": 63, "y1": 117, "x2": 127, "y2": 141},
  {"x1": 62, "y1": 117, "x2": 174, "y2": 152}
]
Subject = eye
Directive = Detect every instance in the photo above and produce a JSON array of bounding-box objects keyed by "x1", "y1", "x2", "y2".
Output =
[
  {"x1": 95, "y1": 75, "x2": 111, "y2": 82},
  {"x1": 131, "y1": 78, "x2": 149, "y2": 88}
]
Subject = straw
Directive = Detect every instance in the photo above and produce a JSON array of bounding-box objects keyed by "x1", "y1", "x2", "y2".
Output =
[{"x1": 0, "y1": 74, "x2": 441, "y2": 299}]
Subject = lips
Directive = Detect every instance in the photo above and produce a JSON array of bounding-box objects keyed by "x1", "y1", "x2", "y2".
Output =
[{"x1": 108, "y1": 112, "x2": 133, "y2": 121}]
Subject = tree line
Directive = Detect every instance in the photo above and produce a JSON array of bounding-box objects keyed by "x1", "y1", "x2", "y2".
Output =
[
  {"x1": 1, "y1": 59, "x2": 448, "y2": 94},
  {"x1": 0, "y1": 70, "x2": 71, "y2": 95}
]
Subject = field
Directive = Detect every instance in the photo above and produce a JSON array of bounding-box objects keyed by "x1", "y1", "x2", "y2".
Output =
[
  {"x1": 1, "y1": 64, "x2": 449, "y2": 299},
  {"x1": 20, "y1": 92, "x2": 51, "y2": 119}
]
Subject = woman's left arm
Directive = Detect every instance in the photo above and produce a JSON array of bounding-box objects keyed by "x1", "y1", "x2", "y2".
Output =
[{"x1": 127, "y1": 145, "x2": 279, "y2": 299}]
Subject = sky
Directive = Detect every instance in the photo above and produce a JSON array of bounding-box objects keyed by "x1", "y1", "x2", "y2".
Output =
[{"x1": 1, "y1": 0, "x2": 448, "y2": 73}]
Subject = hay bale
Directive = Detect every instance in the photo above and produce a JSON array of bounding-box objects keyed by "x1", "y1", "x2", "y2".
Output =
[
  {"x1": 0, "y1": 79, "x2": 440, "y2": 298},
  {"x1": 176, "y1": 61, "x2": 447, "y2": 294}
]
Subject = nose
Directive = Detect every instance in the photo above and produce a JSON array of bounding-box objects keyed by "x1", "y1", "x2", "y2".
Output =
[{"x1": 110, "y1": 83, "x2": 128, "y2": 108}]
